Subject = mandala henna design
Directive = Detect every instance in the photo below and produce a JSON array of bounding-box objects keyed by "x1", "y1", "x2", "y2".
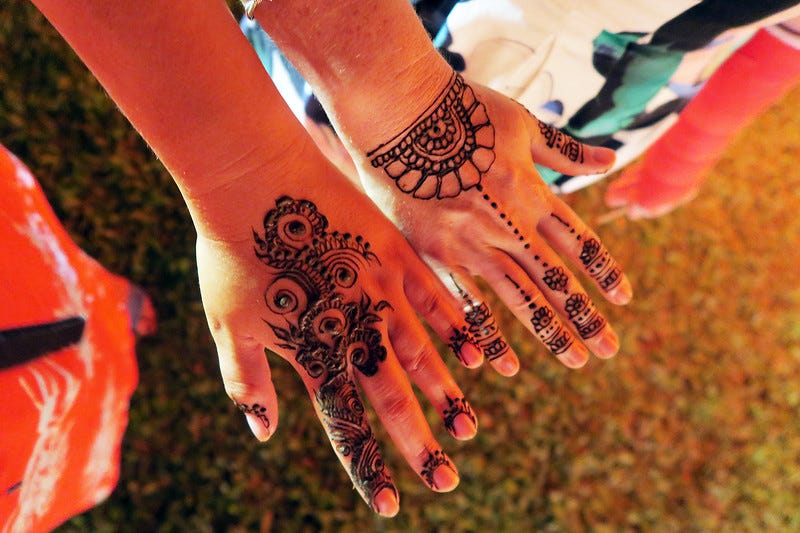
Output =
[
  {"x1": 537, "y1": 119, "x2": 584, "y2": 163},
  {"x1": 253, "y1": 196, "x2": 395, "y2": 510},
  {"x1": 505, "y1": 274, "x2": 574, "y2": 355},
  {"x1": 235, "y1": 402, "x2": 271, "y2": 431},
  {"x1": 450, "y1": 274, "x2": 509, "y2": 361},
  {"x1": 442, "y1": 395, "x2": 476, "y2": 436},
  {"x1": 565, "y1": 293, "x2": 606, "y2": 340},
  {"x1": 367, "y1": 73, "x2": 495, "y2": 200},
  {"x1": 420, "y1": 449, "x2": 455, "y2": 489}
]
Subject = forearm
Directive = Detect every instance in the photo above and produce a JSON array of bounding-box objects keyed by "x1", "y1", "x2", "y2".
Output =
[
  {"x1": 252, "y1": 0, "x2": 453, "y2": 144},
  {"x1": 30, "y1": 0, "x2": 320, "y2": 239}
]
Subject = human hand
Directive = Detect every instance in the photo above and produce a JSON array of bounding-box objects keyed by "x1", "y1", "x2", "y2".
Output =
[
  {"x1": 350, "y1": 74, "x2": 633, "y2": 372},
  {"x1": 604, "y1": 160, "x2": 701, "y2": 219},
  {"x1": 194, "y1": 181, "x2": 482, "y2": 516}
]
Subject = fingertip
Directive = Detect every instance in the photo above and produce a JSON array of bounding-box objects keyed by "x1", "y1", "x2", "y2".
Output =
[
  {"x1": 235, "y1": 401, "x2": 275, "y2": 442},
  {"x1": 590, "y1": 145, "x2": 616, "y2": 171},
  {"x1": 374, "y1": 488, "x2": 400, "y2": 517},
  {"x1": 556, "y1": 343, "x2": 589, "y2": 369},
  {"x1": 594, "y1": 328, "x2": 620, "y2": 359},
  {"x1": 450, "y1": 412, "x2": 478, "y2": 441},
  {"x1": 608, "y1": 276, "x2": 634, "y2": 305},
  {"x1": 457, "y1": 339, "x2": 484, "y2": 368},
  {"x1": 492, "y1": 354, "x2": 520, "y2": 377}
]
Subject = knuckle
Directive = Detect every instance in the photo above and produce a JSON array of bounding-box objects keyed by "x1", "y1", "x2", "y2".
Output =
[{"x1": 379, "y1": 391, "x2": 417, "y2": 426}]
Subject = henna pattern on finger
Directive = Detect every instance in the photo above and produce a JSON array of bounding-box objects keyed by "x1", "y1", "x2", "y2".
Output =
[
  {"x1": 420, "y1": 449, "x2": 456, "y2": 489},
  {"x1": 450, "y1": 274, "x2": 509, "y2": 362},
  {"x1": 367, "y1": 73, "x2": 495, "y2": 200},
  {"x1": 442, "y1": 395, "x2": 477, "y2": 436},
  {"x1": 505, "y1": 275, "x2": 574, "y2": 355},
  {"x1": 537, "y1": 119, "x2": 584, "y2": 163},
  {"x1": 235, "y1": 402, "x2": 271, "y2": 431},
  {"x1": 549, "y1": 213, "x2": 622, "y2": 292},
  {"x1": 253, "y1": 197, "x2": 395, "y2": 510},
  {"x1": 565, "y1": 293, "x2": 606, "y2": 340}
]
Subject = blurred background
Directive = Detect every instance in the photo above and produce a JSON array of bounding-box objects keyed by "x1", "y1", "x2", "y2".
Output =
[{"x1": 2, "y1": 3, "x2": 799, "y2": 532}]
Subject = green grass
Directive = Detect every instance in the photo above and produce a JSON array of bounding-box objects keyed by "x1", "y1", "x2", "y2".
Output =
[{"x1": 3, "y1": 3, "x2": 800, "y2": 531}]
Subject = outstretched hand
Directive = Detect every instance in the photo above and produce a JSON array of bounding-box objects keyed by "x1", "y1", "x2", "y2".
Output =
[
  {"x1": 194, "y1": 176, "x2": 482, "y2": 516},
  {"x1": 352, "y1": 74, "x2": 633, "y2": 372}
]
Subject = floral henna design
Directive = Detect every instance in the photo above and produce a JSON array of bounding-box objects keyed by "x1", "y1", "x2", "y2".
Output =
[
  {"x1": 565, "y1": 293, "x2": 606, "y2": 340},
  {"x1": 420, "y1": 449, "x2": 455, "y2": 489},
  {"x1": 505, "y1": 275, "x2": 574, "y2": 355},
  {"x1": 253, "y1": 196, "x2": 395, "y2": 510},
  {"x1": 549, "y1": 213, "x2": 622, "y2": 293},
  {"x1": 235, "y1": 402, "x2": 271, "y2": 431},
  {"x1": 367, "y1": 73, "x2": 495, "y2": 200},
  {"x1": 536, "y1": 119, "x2": 584, "y2": 163},
  {"x1": 442, "y1": 395, "x2": 476, "y2": 436},
  {"x1": 450, "y1": 274, "x2": 509, "y2": 362}
]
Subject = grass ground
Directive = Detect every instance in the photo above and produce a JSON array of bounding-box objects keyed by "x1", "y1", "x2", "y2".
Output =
[{"x1": 2, "y1": 4, "x2": 800, "y2": 531}]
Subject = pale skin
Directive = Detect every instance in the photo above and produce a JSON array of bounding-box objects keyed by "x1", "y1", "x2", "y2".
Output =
[
  {"x1": 30, "y1": 0, "x2": 496, "y2": 516},
  {"x1": 252, "y1": 0, "x2": 634, "y2": 371}
]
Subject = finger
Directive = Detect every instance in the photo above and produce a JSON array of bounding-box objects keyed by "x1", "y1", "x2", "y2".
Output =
[
  {"x1": 537, "y1": 199, "x2": 634, "y2": 305},
  {"x1": 402, "y1": 255, "x2": 483, "y2": 368},
  {"x1": 478, "y1": 253, "x2": 590, "y2": 369},
  {"x1": 523, "y1": 111, "x2": 615, "y2": 176},
  {"x1": 388, "y1": 304, "x2": 479, "y2": 439},
  {"x1": 356, "y1": 346, "x2": 461, "y2": 494},
  {"x1": 441, "y1": 268, "x2": 520, "y2": 377},
  {"x1": 301, "y1": 368, "x2": 400, "y2": 517},
  {"x1": 504, "y1": 238, "x2": 620, "y2": 360},
  {"x1": 212, "y1": 324, "x2": 278, "y2": 442}
]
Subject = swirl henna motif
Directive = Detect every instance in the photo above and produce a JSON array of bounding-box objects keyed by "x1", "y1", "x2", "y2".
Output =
[
  {"x1": 235, "y1": 402, "x2": 271, "y2": 432},
  {"x1": 367, "y1": 73, "x2": 496, "y2": 200},
  {"x1": 450, "y1": 274, "x2": 509, "y2": 362},
  {"x1": 253, "y1": 196, "x2": 395, "y2": 509}
]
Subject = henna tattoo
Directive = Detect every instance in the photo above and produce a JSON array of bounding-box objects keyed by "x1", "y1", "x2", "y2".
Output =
[
  {"x1": 253, "y1": 197, "x2": 394, "y2": 510},
  {"x1": 367, "y1": 73, "x2": 495, "y2": 200},
  {"x1": 537, "y1": 119, "x2": 584, "y2": 163},
  {"x1": 505, "y1": 275, "x2": 574, "y2": 355},
  {"x1": 542, "y1": 266, "x2": 569, "y2": 294},
  {"x1": 235, "y1": 402, "x2": 271, "y2": 431},
  {"x1": 420, "y1": 449, "x2": 455, "y2": 489},
  {"x1": 447, "y1": 326, "x2": 474, "y2": 364},
  {"x1": 549, "y1": 213, "x2": 622, "y2": 293},
  {"x1": 565, "y1": 293, "x2": 606, "y2": 340},
  {"x1": 442, "y1": 395, "x2": 476, "y2": 436},
  {"x1": 450, "y1": 274, "x2": 509, "y2": 361},
  {"x1": 579, "y1": 238, "x2": 623, "y2": 291}
]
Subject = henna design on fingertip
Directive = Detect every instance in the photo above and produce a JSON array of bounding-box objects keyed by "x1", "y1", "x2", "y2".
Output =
[
  {"x1": 367, "y1": 73, "x2": 495, "y2": 200},
  {"x1": 254, "y1": 197, "x2": 394, "y2": 507},
  {"x1": 505, "y1": 274, "x2": 575, "y2": 355},
  {"x1": 235, "y1": 402, "x2": 271, "y2": 431},
  {"x1": 450, "y1": 274, "x2": 509, "y2": 362},
  {"x1": 565, "y1": 293, "x2": 606, "y2": 340},
  {"x1": 537, "y1": 119, "x2": 584, "y2": 163},
  {"x1": 420, "y1": 449, "x2": 455, "y2": 489},
  {"x1": 447, "y1": 326, "x2": 476, "y2": 364},
  {"x1": 443, "y1": 395, "x2": 476, "y2": 436}
]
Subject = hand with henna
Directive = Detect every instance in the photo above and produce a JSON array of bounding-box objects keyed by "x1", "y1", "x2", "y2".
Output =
[
  {"x1": 251, "y1": 0, "x2": 634, "y2": 372},
  {"x1": 32, "y1": 0, "x2": 482, "y2": 515}
]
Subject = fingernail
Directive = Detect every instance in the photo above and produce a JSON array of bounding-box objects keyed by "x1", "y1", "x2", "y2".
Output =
[
  {"x1": 451, "y1": 412, "x2": 478, "y2": 440},
  {"x1": 433, "y1": 461, "x2": 460, "y2": 492},
  {"x1": 609, "y1": 276, "x2": 634, "y2": 304},
  {"x1": 459, "y1": 340, "x2": 483, "y2": 369},
  {"x1": 558, "y1": 344, "x2": 589, "y2": 368},
  {"x1": 495, "y1": 356, "x2": 519, "y2": 377},
  {"x1": 592, "y1": 147, "x2": 616, "y2": 169},
  {"x1": 374, "y1": 488, "x2": 399, "y2": 517},
  {"x1": 596, "y1": 328, "x2": 619, "y2": 359}
]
